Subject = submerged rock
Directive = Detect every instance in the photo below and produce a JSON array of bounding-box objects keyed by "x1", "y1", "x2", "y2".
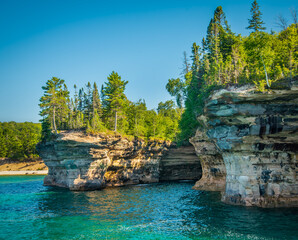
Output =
[
  {"x1": 191, "y1": 79, "x2": 298, "y2": 207},
  {"x1": 37, "y1": 132, "x2": 201, "y2": 190}
]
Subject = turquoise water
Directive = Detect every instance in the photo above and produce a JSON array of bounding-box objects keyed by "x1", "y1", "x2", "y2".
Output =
[{"x1": 0, "y1": 176, "x2": 297, "y2": 240}]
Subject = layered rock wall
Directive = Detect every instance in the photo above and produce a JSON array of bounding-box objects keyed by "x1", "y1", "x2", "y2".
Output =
[
  {"x1": 191, "y1": 80, "x2": 298, "y2": 207},
  {"x1": 159, "y1": 146, "x2": 202, "y2": 181},
  {"x1": 38, "y1": 132, "x2": 202, "y2": 190}
]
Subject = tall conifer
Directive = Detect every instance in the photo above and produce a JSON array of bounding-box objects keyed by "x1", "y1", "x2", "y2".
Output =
[
  {"x1": 39, "y1": 77, "x2": 69, "y2": 134},
  {"x1": 247, "y1": 0, "x2": 266, "y2": 32},
  {"x1": 102, "y1": 71, "x2": 128, "y2": 132}
]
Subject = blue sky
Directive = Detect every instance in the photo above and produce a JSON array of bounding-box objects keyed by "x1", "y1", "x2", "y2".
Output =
[{"x1": 0, "y1": 0, "x2": 297, "y2": 123}]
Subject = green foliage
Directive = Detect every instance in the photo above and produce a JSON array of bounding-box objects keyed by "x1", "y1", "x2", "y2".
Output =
[
  {"x1": 92, "y1": 82, "x2": 102, "y2": 117},
  {"x1": 89, "y1": 110, "x2": 105, "y2": 133},
  {"x1": 166, "y1": 78, "x2": 185, "y2": 108},
  {"x1": 102, "y1": 71, "x2": 129, "y2": 132},
  {"x1": 39, "y1": 77, "x2": 70, "y2": 134},
  {"x1": 39, "y1": 72, "x2": 180, "y2": 142},
  {"x1": 84, "y1": 82, "x2": 93, "y2": 122},
  {"x1": 244, "y1": 31, "x2": 274, "y2": 85},
  {"x1": 169, "y1": 4, "x2": 297, "y2": 143},
  {"x1": 247, "y1": 0, "x2": 266, "y2": 32},
  {"x1": 41, "y1": 117, "x2": 52, "y2": 141},
  {"x1": 0, "y1": 122, "x2": 41, "y2": 159},
  {"x1": 37, "y1": 3, "x2": 297, "y2": 145}
]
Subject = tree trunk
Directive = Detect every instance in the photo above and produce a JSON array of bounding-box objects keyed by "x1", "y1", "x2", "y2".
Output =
[
  {"x1": 53, "y1": 106, "x2": 57, "y2": 134},
  {"x1": 261, "y1": 55, "x2": 270, "y2": 88},
  {"x1": 114, "y1": 111, "x2": 117, "y2": 132}
]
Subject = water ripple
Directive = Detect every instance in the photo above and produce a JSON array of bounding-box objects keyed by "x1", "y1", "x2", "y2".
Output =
[{"x1": 0, "y1": 176, "x2": 297, "y2": 240}]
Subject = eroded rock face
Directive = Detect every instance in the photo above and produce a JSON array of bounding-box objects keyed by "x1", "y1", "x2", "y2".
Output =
[
  {"x1": 190, "y1": 130, "x2": 226, "y2": 191},
  {"x1": 38, "y1": 132, "x2": 201, "y2": 190},
  {"x1": 38, "y1": 132, "x2": 170, "y2": 190},
  {"x1": 160, "y1": 146, "x2": 202, "y2": 181},
  {"x1": 193, "y1": 80, "x2": 298, "y2": 207}
]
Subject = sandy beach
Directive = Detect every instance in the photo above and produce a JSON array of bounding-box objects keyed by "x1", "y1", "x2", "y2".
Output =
[
  {"x1": 0, "y1": 170, "x2": 48, "y2": 175},
  {"x1": 0, "y1": 158, "x2": 48, "y2": 176}
]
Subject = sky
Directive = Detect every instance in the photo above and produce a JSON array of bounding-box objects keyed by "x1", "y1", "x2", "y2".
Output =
[{"x1": 0, "y1": 0, "x2": 297, "y2": 123}]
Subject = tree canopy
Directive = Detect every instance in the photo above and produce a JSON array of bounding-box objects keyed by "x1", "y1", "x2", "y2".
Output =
[
  {"x1": 39, "y1": 72, "x2": 181, "y2": 141},
  {"x1": 0, "y1": 122, "x2": 41, "y2": 159},
  {"x1": 167, "y1": 2, "x2": 298, "y2": 143}
]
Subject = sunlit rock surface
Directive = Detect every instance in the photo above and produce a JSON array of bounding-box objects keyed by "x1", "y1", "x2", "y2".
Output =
[
  {"x1": 192, "y1": 79, "x2": 298, "y2": 207},
  {"x1": 38, "y1": 132, "x2": 201, "y2": 190}
]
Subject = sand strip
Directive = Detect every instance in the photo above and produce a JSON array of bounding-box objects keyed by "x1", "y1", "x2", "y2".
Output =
[{"x1": 0, "y1": 170, "x2": 48, "y2": 175}]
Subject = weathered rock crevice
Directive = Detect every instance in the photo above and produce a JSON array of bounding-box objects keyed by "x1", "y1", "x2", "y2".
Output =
[
  {"x1": 37, "y1": 132, "x2": 202, "y2": 190},
  {"x1": 190, "y1": 79, "x2": 298, "y2": 208},
  {"x1": 189, "y1": 130, "x2": 226, "y2": 191},
  {"x1": 160, "y1": 146, "x2": 202, "y2": 181}
]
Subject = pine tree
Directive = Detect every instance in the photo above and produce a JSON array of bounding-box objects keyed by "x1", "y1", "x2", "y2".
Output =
[
  {"x1": 39, "y1": 77, "x2": 69, "y2": 134},
  {"x1": 73, "y1": 84, "x2": 79, "y2": 112},
  {"x1": 90, "y1": 110, "x2": 104, "y2": 133},
  {"x1": 205, "y1": 6, "x2": 234, "y2": 84},
  {"x1": 247, "y1": 0, "x2": 266, "y2": 32},
  {"x1": 92, "y1": 82, "x2": 101, "y2": 117},
  {"x1": 84, "y1": 82, "x2": 93, "y2": 121},
  {"x1": 75, "y1": 111, "x2": 84, "y2": 129},
  {"x1": 102, "y1": 71, "x2": 128, "y2": 132},
  {"x1": 78, "y1": 88, "x2": 85, "y2": 112}
]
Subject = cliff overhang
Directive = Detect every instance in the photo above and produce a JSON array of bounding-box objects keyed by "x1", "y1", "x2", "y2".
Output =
[{"x1": 190, "y1": 79, "x2": 298, "y2": 208}]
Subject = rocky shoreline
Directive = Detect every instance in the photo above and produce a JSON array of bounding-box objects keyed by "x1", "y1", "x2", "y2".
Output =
[
  {"x1": 190, "y1": 79, "x2": 298, "y2": 208},
  {"x1": 37, "y1": 132, "x2": 201, "y2": 190},
  {"x1": 37, "y1": 79, "x2": 298, "y2": 208}
]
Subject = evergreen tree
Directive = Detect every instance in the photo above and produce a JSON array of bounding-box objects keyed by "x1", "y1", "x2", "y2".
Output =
[
  {"x1": 182, "y1": 51, "x2": 191, "y2": 75},
  {"x1": 92, "y1": 82, "x2": 101, "y2": 116},
  {"x1": 102, "y1": 71, "x2": 128, "y2": 132},
  {"x1": 39, "y1": 77, "x2": 69, "y2": 134},
  {"x1": 205, "y1": 6, "x2": 235, "y2": 84},
  {"x1": 84, "y1": 82, "x2": 93, "y2": 121},
  {"x1": 88, "y1": 109, "x2": 104, "y2": 133},
  {"x1": 41, "y1": 117, "x2": 52, "y2": 141},
  {"x1": 73, "y1": 84, "x2": 79, "y2": 112},
  {"x1": 247, "y1": 0, "x2": 266, "y2": 32},
  {"x1": 78, "y1": 88, "x2": 85, "y2": 112},
  {"x1": 74, "y1": 111, "x2": 84, "y2": 129}
]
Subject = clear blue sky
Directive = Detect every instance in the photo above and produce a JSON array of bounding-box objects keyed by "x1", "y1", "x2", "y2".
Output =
[{"x1": 0, "y1": 0, "x2": 296, "y2": 123}]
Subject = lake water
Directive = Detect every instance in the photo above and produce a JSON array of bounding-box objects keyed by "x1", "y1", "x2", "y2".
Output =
[{"x1": 0, "y1": 175, "x2": 297, "y2": 240}]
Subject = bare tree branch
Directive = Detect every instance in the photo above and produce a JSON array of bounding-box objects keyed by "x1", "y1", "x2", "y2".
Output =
[
  {"x1": 290, "y1": 8, "x2": 297, "y2": 24},
  {"x1": 275, "y1": 14, "x2": 288, "y2": 30}
]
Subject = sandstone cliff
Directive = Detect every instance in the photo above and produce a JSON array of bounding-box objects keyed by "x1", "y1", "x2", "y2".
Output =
[
  {"x1": 191, "y1": 79, "x2": 298, "y2": 207},
  {"x1": 38, "y1": 132, "x2": 201, "y2": 190}
]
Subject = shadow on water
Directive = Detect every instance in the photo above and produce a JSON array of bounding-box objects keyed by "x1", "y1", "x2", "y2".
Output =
[{"x1": 1, "y1": 176, "x2": 297, "y2": 240}]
